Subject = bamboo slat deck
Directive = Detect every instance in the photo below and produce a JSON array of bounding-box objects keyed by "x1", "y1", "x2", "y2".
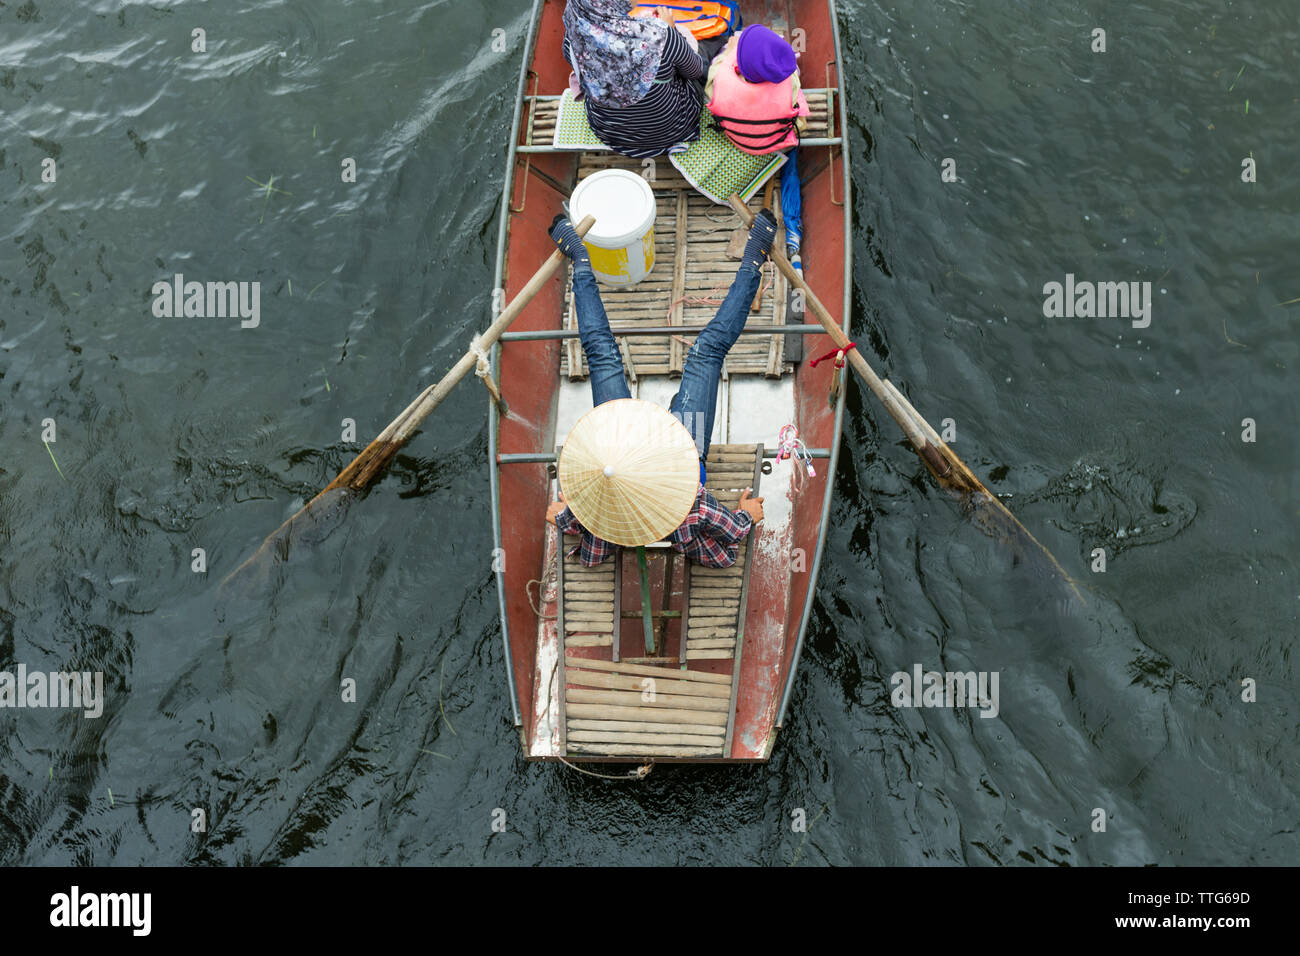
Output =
[
  {"x1": 560, "y1": 160, "x2": 792, "y2": 379},
  {"x1": 559, "y1": 549, "x2": 616, "y2": 650},
  {"x1": 563, "y1": 660, "x2": 730, "y2": 757},
  {"x1": 558, "y1": 445, "x2": 761, "y2": 759},
  {"x1": 685, "y1": 445, "x2": 760, "y2": 664}
]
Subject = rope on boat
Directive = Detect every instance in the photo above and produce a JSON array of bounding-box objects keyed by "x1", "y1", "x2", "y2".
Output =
[
  {"x1": 470, "y1": 332, "x2": 507, "y2": 412},
  {"x1": 526, "y1": 541, "x2": 558, "y2": 620},
  {"x1": 470, "y1": 332, "x2": 489, "y2": 374},
  {"x1": 808, "y1": 340, "x2": 855, "y2": 368},
  {"x1": 665, "y1": 282, "x2": 727, "y2": 321},
  {"x1": 808, "y1": 341, "x2": 854, "y2": 410},
  {"x1": 702, "y1": 206, "x2": 735, "y2": 227},
  {"x1": 663, "y1": 262, "x2": 773, "y2": 328},
  {"x1": 559, "y1": 756, "x2": 654, "y2": 780}
]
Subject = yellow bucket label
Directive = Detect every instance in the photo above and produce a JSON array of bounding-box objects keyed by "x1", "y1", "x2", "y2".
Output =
[
  {"x1": 584, "y1": 226, "x2": 655, "y2": 285},
  {"x1": 587, "y1": 243, "x2": 630, "y2": 279},
  {"x1": 643, "y1": 226, "x2": 656, "y2": 273}
]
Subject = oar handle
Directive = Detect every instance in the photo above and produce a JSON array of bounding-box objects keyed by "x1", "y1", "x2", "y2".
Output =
[
  {"x1": 490, "y1": 214, "x2": 596, "y2": 338},
  {"x1": 326, "y1": 213, "x2": 596, "y2": 490},
  {"x1": 377, "y1": 214, "x2": 596, "y2": 448},
  {"x1": 225, "y1": 215, "x2": 598, "y2": 586},
  {"x1": 725, "y1": 196, "x2": 936, "y2": 460}
]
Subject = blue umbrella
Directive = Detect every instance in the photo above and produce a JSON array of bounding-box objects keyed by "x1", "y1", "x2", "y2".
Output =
[{"x1": 779, "y1": 149, "x2": 803, "y2": 260}]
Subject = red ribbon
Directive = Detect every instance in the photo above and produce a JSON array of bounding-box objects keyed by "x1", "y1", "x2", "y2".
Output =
[{"x1": 809, "y1": 341, "x2": 855, "y2": 368}]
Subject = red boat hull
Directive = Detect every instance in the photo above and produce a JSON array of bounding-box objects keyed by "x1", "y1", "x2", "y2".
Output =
[{"x1": 490, "y1": 0, "x2": 851, "y2": 761}]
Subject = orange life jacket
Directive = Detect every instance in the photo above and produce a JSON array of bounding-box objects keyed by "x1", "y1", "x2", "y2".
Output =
[
  {"x1": 629, "y1": 2, "x2": 738, "y2": 40},
  {"x1": 706, "y1": 42, "x2": 810, "y2": 155}
]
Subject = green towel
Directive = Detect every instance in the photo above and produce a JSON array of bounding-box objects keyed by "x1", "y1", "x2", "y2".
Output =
[
  {"x1": 553, "y1": 96, "x2": 786, "y2": 205},
  {"x1": 552, "y1": 90, "x2": 611, "y2": 151},
  {"x1": 669, "y1": 109, "x2": 787, "y2": 205}
]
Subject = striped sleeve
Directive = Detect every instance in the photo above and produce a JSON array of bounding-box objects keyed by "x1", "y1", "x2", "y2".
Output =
[
  {"x1": 579, "y1": 28, "x2": 708, "y2": 158},
  {"x1": 660, "y1": 26, "x2": 707, "y2": 81}
]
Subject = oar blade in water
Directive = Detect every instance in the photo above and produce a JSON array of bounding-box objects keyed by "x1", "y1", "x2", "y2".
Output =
[
  {"x1": 965, "y1": 489, "x2": 1085, "y2": 604},
  {"x1": 220, "y1": 486, "x2": 354, "y2": 594}
]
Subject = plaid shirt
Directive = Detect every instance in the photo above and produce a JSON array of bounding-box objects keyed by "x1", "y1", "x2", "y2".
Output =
[{"x1": 554, "y1": 486, "x2": 753, "y2": 568}]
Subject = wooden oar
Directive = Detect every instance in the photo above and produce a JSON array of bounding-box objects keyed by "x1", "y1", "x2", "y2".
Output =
[
  {"x1": 750, "y1": 178, "x2": 777, "y2": 313},
  {"x1": 223, "y1": 214, "x2": 597, "y2": 586},
  {"x1": 727, "y1": 196, "x2": 1081, "y2": 600}
]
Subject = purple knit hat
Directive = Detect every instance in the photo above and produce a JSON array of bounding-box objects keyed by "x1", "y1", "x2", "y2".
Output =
[{"x1": 735, "y1": 24, "x2": 797, "y2": 83}]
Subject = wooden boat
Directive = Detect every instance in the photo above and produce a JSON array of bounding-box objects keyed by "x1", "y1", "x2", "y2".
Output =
[{"x1": 489, "y1": 0, "x2": 851, "y2": 763}]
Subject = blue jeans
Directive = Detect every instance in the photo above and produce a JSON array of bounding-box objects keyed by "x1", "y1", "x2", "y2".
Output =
[{"x1": 571, "y1": 260, "x2": 762, "y2": 460}]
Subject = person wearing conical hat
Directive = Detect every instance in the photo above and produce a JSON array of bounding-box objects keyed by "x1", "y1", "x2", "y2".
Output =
[{"x1": 544, "y1": 209, "x2": 777, "y2": 567}]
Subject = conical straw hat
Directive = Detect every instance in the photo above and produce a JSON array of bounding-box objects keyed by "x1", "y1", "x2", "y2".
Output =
[{"x1": 558, "y1": 399, "x2": 701, "y2": 547}]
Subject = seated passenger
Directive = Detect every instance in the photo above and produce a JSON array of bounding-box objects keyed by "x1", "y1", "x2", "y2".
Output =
[
  {"x1": 562, "y1": 1, "x2": 731, "y2": 159},
  {"x1": 706, "y1": 24, "x2": 810, "y2": 154}
]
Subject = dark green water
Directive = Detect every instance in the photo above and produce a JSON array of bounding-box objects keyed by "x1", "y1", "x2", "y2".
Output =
[{"x1": 0, "y1": 0, "x2": 1294, "y2": 864}]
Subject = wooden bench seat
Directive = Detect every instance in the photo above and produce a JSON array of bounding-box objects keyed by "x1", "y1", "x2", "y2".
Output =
[
  {"x1": 523, "y1": 88, "x2": 838, "y2": 149},
  {"x1": 563, "y1": 657, "x2": 730, "y2": 757}
]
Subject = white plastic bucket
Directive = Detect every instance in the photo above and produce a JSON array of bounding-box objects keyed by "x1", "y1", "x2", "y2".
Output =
[{"x1": 569, "y1": 169, "x2": 657, "y2": 286}]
